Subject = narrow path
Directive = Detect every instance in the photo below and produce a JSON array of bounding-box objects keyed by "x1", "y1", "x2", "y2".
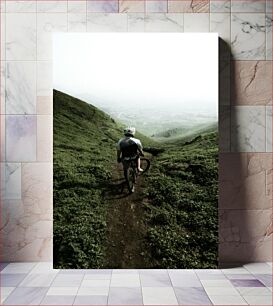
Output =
[{"x1": 103, "y1": 161, "x2": 152, "y2": 268}]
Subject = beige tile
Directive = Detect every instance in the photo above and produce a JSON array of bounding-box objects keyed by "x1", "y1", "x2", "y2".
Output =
[
  {"x1": 231, "y1": 61, "x2": 272, "y2": 105},
  {"x1": 119, "y1": 0, "x2": 144, "y2": 12},
  {"x1": 37, "y1": 96, "x2": 53, "y2": 115},
  {"x1": 168, "y1": 0, "x2": 209, "y2": 13},
  {"x1": 37, "y1": 115, "x2": 52, "y2": 162}
]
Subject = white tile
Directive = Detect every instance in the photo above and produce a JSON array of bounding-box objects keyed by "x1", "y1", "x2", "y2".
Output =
[
  {"x1": 37, "y1": 0, "x2": 67, "y2": 13},
  {"x1": 267, "y1": 0, "x2": 272, "y2": 12},
  {"x1": 231, "y1": 13, "x2": 266, "y2": 60},
  {"x1": 146, "y1": 0, "x2": 167, "y2": 13},
  {"x1": 1, "y1": 63, "x2": 6, "y2": 114},
  {"x1": 266, "y1": 106, "x2": 272, "y2": 152},
  {"x1": 52, "y1": 274, "x2": 84, "y2": 287},
  {"x1": 110, "y1": 274, "x2": 140, "y2": 287},
  {"x1": 244, "y1": 262, "x2": 273, "y2": 274},
  {"x1": 84, "y1": 274, "x2": 111, "y2": 280},
  {"x1": 29, "y1": 262, "x2": 58, "y2": 274},
  {"x1": 128, "y1": 13, "x2": 145, "y2": 32},
  {"x1": 6, "y1": 1, "x2": 36, "y2": 12},
  {"x1": 81, "y1": 280, "x2": 110, "y2": 287},
  {"x1": 266, "y1": 262, "x2": 272, "y2": 267},
  {"x1": 1, "y1": 262, "x2": 37, "y2": 274},
  {"x1": 222, "y1": 267, "x2": 251, "y2": 275},
  {"x1": 266, "y1": 14, "x2": 272, "y2": 60},
  {"x1": 37, "y1": 13, "x2": 67, "y2": 60},
  {"x1": 1, "y1": 287, "x2": 15, "y2": 303},
  {"x1": 209, "y1": 295, "x2": 248, "y2": 305},
  {"x1": 142, "y1": 287, "x2": 178, "y2": 305},
  {"x1": 77, "y1": 286, "x2": 109, "y2": 296},
  {"x1": 68, "y1": 0, "x2": 87, "y2": 13},
  {"x1": 201, "y1": 279, "x2": 234, "y2": 287},
  {"x1": 210, "y1": 13, "x2": 230, "y2": 43},
  {"x1": 210, "y1": 0, "x2": 231, "y2": 12},
  {"x1": 243, "y1": 295, "x2": 272, "y2": 305},
  {"x1": 231, "y1": 106, "x2": 266, "y2": 152},
  {"x1": 1, "y1": 13, "x2": 5, "y2": 60},
  {"x1": 46, "y1": 287, "x2": 78, "y2": 296},
  {"x1": 204, "y1": 286, "x2": 240, "y2": 296},
  {"x1": 2, "y1": 163, "x2": 21, "y2": 199},
  {"x1": 6, "y1": 13, "x2": 36, "y2": 60},
  {"x1": 184, "y1": 13, "x2": 209, "y2": 32},
  {"x1": 68, "y1": 13, "x2": 87, "y2": 32},
  {"x1": 144, "y1": 13, "x2": 183, "y2": 32},
  {"x1": 231, "y1": 0, "x2": 266, "y2": 12},
  {"x1": 237, "y1": 286, "x2": 272, "y2": 296},
  {"x1": 19, "y1": 273, "x2": 57, "y2": 287},
  {"x1": 6, "y1": 61, "x2": 36, "y2": 114},
  {"x1": 87, "y1": 13, "x2": 127, "y2": 32}
]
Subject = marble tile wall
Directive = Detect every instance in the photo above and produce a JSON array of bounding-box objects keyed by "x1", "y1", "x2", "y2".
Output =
[{"x1": 0, "y1": 0, "x2": 272, "y2": 264}]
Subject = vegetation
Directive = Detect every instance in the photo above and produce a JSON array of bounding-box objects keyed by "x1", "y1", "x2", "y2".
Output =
[{"x1": 53, "y1": 89, "x2": 218, "y2": 269}]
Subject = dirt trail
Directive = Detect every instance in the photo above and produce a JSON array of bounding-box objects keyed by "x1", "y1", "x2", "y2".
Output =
[{"x1": 103, "y1": 161, "x2": 152, "y2": 268}]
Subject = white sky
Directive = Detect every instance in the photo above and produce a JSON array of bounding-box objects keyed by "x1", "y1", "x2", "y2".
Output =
[{"x1": 53, "y1": 33, "x2": 218, "y2": 111}]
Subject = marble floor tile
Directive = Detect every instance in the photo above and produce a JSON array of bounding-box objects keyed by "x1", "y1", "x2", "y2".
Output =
[
  {"x1": 184, "y1": 13, "x2": 209, "y2": 32},
  {"x1": 174, "y1": 287, "x2": 212, "y2": 305},
  {"x1": 74, "y1": 295, "x2": 108, "y2": 305},
  {"x1": 51, "y1": 274, "x2": 84, "y2": 287},
  {"x1": 87, "y1": 0, "x2": 118, "y2": 13},
  {"x1": 244, "y1": 262, "x2": 273, "y2": 274},
  {"x1": 210, "y1": 0, "x2": 231, "y2": 13},
  {"x1": 204, "y1": 286, "x2": 240, "y2": 296},
  {"x1": 29, "y1": 262, "x2": 57, "y2": 274},
  {"x1": 1, "y1": 263, "x2": 36, "y2": 274},
  {"x1": 1, "y1": 273, "x2": 27, "y2": 287},
  {"x1": 222, "y1": 267, "x2": 259, "y2": 275},
  {"x1": 237, "y1": 286, "x2": 272, "y2": 295},
  {"x1": 46, "y1": 287, "x2": 79, "y2": 296},
  {"x1": 140, "y1": 272, "x2": 172, "y2": 287},
  {"x1": 144, "y1": 13, "x2": 183, "y2": 32},
  {"x1": 231, "y1": 0, "x2": 266, "y2": 12},
  {"x1": 230, "y1": 279, "x2": 265, "y2": 287},
  {"x1": 142, "y1": 287, "x2": 178, "y2": 305},
  {"x1": 108, "y1": 287, "x2": 143, "y2": 305},
  {"x1": 77, "y1": 286, "x2": 109, "y2": 296},
  {"x1": 0, "y1": 263, "x2": 9, "y2": 271},
  {"x1": 243, "y1": 294, "x2": 273, "y2": 305},
  {"x1": 3, "y1": 287, "x2": 48, "y2": 305},
  {"x1": 169, "y1": 274, "x2": 202, "y2": 287},
  {"x1": 266, "y1": 13, "x2": 272, "y2": 60},
  {"x1": 37, "y1": 1, "x2": 67, "y2": 13},
  {"x1": 1, "y1": 287, "x2": 15, "y2": 303},
  {"x1": 146, "y1": 0, "x2": 167, "y2": 13},
  {"x1": 201, "y1": 279, "x2": 234, "y2": 287},
  {"x1": 68, "y1": 1, "x2": 87, "y2": 13},
  {"x1": 19, "y1": 273, "x2": 57, "y2": 287},
  {"x1": 87, "y1": 13, "x2": 127, "y2": 32},
  {"x1": 82, "y1": 279, "x2": 110, "y2": 287},
  {"x1": 208, "y1": 294, "x2": 248, "y2": 305},
  {"x1": 110, "y1": 274, "x2": 140, "y2": 287},
  {"x1": 84, "y1": 273, "x2": 111, "y2": 280},
  {"x1": 254, "y1": 274, "x2": 273, "y2": 287},
  {"x1": 225, "y1": 274, "x2": 256, "y2": 280},
  {"x1": 41, "y1": 295, "x2": 75, "y2": 305}
]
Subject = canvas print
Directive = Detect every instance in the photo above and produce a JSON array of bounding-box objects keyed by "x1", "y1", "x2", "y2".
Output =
[{"x1": 53, "y1": 33, "x2": 218, "y2": 269}]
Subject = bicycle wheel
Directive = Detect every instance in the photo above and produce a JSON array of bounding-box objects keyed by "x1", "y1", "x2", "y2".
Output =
[{"x1": 139, "y1": 158, "x2": 150, "y2": 175}]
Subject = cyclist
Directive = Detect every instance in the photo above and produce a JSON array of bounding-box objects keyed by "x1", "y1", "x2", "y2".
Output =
[{"x1": 116, "y1": 127, "x2": 144, "y2": 172}]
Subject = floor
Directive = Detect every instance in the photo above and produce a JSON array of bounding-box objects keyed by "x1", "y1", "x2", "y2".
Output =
[{"x1": 0, "y1": 262, "x2": 272, "y2": 305}]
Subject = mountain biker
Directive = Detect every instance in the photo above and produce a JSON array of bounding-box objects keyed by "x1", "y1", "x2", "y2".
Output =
[{"x1": 116, "y1": 127, "x2": 144, "y2": 172}]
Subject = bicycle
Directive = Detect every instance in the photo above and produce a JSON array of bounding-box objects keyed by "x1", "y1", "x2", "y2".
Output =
[{"x1": 123, "y1": 157, "x2": 150, "y2": 193}]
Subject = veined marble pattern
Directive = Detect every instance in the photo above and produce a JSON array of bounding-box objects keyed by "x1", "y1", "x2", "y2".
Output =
[
  {"x1": 6, "y1": 61, "x2": 36, "y2": 115},
  {"x1": 210, "y1": 0, "x2": 231, "y2": 13},
  {"x1": 37, "y1": 1, "x2": 68, "y2": 13},
  {"x1": 1, "y1": 163, "x2": 21, "y2": 200},
  {"x1": 37, "y1": 13, "x2": 68, "y2": 61},
  {"x1": 6, "y1": 115, "x2": 36, "y2": 162},
  {"x1": 219, "y1": 153, "x2": 272, "y2": 210},
  {"x1": 168, "y1": 0, "x2": 209, "y2": 13},
  {"x1": 231, "y1": 0, "x2": 266, "y2": 13},
  {"x1": 231, "y1": 106, "x2": 266, "y2": 152},
  {"x1": 231, "y1": 13, "x2": 266, "y2": 60},
  {"x1": 184, "y1": 13, "x2": 209, "y2": 32},
  {"x1": 87, "y1": 0, "x2": 118, "y2": 13},
  {"x1": 6, "y1": 13, "x2": 36, "y2": 60},
  {"x1": 266, "y1": 106, "x2": 272, "y2": 152},
  {"x1": 219, "y1": 209, "x2": 272, "y2": 262},
  {"x1": 119, "y1": 0, "x2": 145, "y2": 13},
  {"x1": 1, "y1": 62, "x2": 5, "y2": 114},
  {"x1": 68, "y1": 13, "x2": 87, "y2": 32},
  {"x1": 144, "y1": 13, "x2": 183, "y2": 32},
  {"x1": 231, "y1": 61, "x2": 272, "y2": 105},
  {"x1": 1, "y1": 115, "x2": 5, "y2": 161},
  {"x1": 266, "y1": 0, "x2": 272, "y2": 12},
  {"x1": 87, "y1": 13, "x2": 127, "y2": 32},
  {"x1": 146, "y1": 0, "x2": 167, "y2": 13},
  {"x1": 6, "y1": 1, "x2": 37, "y2": 13},
  {"x1": 68, "y1": 0, "x2": 87, "y2": 13},
  {"x1": 128, "y1": 13, "x2": 145, "y2": 32},
  {"x1": 1, "y1": 13, "x2": 6, "y2": 60},
  {"x1": 266, "y1": 14, "x2": 272, "y2": 60}
]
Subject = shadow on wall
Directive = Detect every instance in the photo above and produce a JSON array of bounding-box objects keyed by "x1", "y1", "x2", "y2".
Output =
[{"x1": 218, "y1": 38, "x2": 270, "y2": 268}]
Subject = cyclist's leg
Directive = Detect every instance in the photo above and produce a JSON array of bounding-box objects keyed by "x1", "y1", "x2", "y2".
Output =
[{"x1": 136, "y1": 156, "x2": 143, "y2": 172}]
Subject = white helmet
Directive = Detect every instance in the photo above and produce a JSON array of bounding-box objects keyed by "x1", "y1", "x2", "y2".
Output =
[{"x1": 124, "y1": 126, "x2": 136, "y2": 136}]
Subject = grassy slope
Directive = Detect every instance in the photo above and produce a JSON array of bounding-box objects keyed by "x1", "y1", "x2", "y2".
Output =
[
  {"x1": 144, "y1": 131, "x2": 218, "y2": 268},
  {"x1": 54, "y1": 89, "x2": 218, "y2": 268},
  {"x1": 53, "y1": 89, "x2": 153, "y2": 268}
]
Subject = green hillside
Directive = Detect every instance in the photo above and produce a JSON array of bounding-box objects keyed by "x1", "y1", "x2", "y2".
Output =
[{"x1": 54, "y1": 89, "x2": 218, "y2": 269}]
